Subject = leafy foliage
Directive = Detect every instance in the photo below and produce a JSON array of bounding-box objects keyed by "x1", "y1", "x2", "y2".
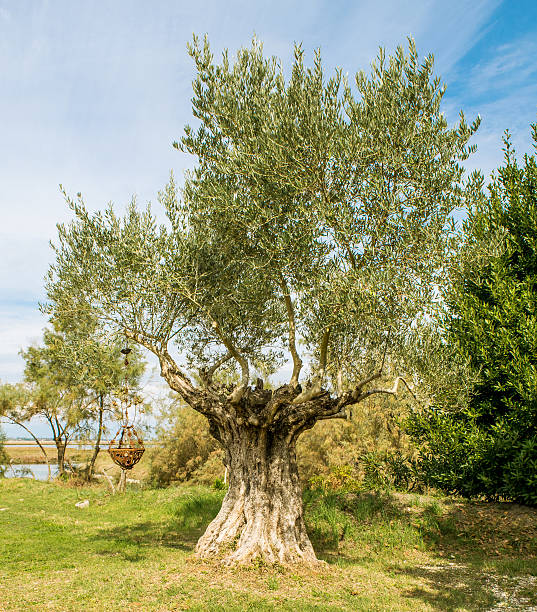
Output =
[
  {"x1": 46, "y1": 36, "x2": 479, "y2": 396},
  {"x1": 408, "y1": 124, "x2": 537, "y2": 505},
  {"x1": 43, "y1": 37, "x2": 481, "y2": 562},
  {"x1": 148, "y1": 399, "x2": 222, "y2": 487}
]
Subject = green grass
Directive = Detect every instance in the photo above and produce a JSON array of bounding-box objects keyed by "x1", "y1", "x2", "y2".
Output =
[{"x1": 1, "y1": 479, "x2": 536, "y2": 611}]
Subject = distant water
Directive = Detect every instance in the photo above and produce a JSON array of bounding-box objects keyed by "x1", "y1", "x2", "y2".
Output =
[
  {"x1": 5, "y1": 443, "x2": 94, "y2": 449},
  {"x1": 2, "y1": 464, "x2": 59, "y2": 480}
]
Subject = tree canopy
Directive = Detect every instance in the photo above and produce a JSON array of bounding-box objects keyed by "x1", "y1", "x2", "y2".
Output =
[{"x1": 47, "y1": 37, "x2": 480, "y2": 400}]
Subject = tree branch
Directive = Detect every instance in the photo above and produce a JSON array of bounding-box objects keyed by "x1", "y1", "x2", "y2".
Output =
[
  {"x1": 319, "y1": 328, "x2": 330, "y2": 378},
  {"x1": 200, "y1": 352, "x2": 233, "y2": 388},
  {"x1": 164, "y1": 285, "x2": 249, "y2": 403},
  {"x1": 353, "y1": 376, "x2": 415, "y2": 403},
  {"x1": 208, "y1": 319, "x2": 249, "y2": 404},
  {"x1": 292, "y1": 328, "x2": 330, "y2": 405},
  {"x1": 123, "y1": 329, "x2": 199, "y2": 404},
  {"x1": 279, "y1": 275, "x2": 302, "y2": 387},
  {"x1": 351, "y1": 329, "x2": 391, "y2": 400}
]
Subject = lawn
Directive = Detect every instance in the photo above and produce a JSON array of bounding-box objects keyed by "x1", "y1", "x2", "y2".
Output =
[{"x1": 1, "y1": 478, "x2": 536, "y2": 611}]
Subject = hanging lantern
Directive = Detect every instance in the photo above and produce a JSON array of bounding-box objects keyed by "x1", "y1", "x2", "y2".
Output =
[
  {"x1": 108, "y1": 425, "x2": 145, "y2": 470},
  {"x1": 108, "y1": 344, "x2": 145, "y2": 470}
]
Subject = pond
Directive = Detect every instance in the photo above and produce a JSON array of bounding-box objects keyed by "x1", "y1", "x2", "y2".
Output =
[{"x1": 1, "y1": 464, "x2": 60, "y2": 480}]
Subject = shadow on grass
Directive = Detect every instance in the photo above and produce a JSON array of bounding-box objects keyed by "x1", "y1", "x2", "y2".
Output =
[
  {"x1": 391, "y1": 563, "x2": 498, "y2": 612},
  {"x1": 389, "y1": 495, "x2": 537, "y2": 610},
  {"x1": 88, "y1": 484, "x2": 537, "y2": 611},
  {"x1": 90, "y1": 489, "x2": 225, "y2": 561},
  {"x1": 304, "y1": 488, "x2": 406, "y2": 560},
  {"x1": 93, "y1": 520, "x2": 195, "y2": 555}
]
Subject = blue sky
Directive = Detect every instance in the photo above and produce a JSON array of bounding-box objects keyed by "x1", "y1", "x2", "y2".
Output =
[{"x1": 1, "y1": 0, "x2": 536, "y2": 436}]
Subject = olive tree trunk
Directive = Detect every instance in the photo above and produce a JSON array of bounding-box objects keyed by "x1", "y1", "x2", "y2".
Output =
[
  {"x1": 196, "y1": 424, "x2": 317, "y2": 565},
  {"x1": 136, "y1": 342, "x2": 357, "y2": 565}
]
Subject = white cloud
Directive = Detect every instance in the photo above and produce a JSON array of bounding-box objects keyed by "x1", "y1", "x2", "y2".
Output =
[
  {"x1": 468, "y1": 36, "x2": 537, "y2": 96},
  {"x1": 0, "y1": 303, "x2": 46, "y2": 382}
]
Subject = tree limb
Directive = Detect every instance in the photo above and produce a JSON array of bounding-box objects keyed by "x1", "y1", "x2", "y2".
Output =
[
  {"x1": 319, "y1": 328, "x2": 330, "y2": 379},
  {"x1": 279, "y1": 275, "x2": 302, "y2": 387},
  {"x1": 351, "y1": 328, "x2": 391, "y2": 400},
  {"x1": 303, "y1": 373, "x2": 414, "y2": 425},
  {"x1": 292, "y1": 328, "x2": 330, "y2": 405},
  {"x1": 208, "y1": 319, "x2": 249, "y2": 404},
  {"x1": 317, "y1": 408, "x2": 347, "y2": 421},
  {"x1": 123, "y1": 329, "x2": 199, "y2": 403},
  {"x1": 353, "y1": 376, "x2": 415, "y2": 403},
  {"x1": 199, "y1": 351, "x2": 233, "y2": 388}
]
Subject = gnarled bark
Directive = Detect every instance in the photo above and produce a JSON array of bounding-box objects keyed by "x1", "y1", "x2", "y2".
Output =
[
  {"x1": 196, "y1": 422, "x2": 317, "y2": 565},
  {"x1": 148, "y1": 342, "x2": 404, "y2": 565}
]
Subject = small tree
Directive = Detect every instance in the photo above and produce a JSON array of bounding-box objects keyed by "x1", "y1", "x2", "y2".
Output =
[
  {"x1": 46, "y1": 38, "x2": 479, "y2": 563},
  {"x1": 408, "y1": 125, "x2": 537, "y2": 505},
  {"x1": 0, "y1": 383, "x2": 53, "y2": 478},
  {"x1": 20, "y1": 331, "x2": 90, "y2": 475},
  {"x1": 46, "y1": 314, "x2": 145, "y2": 480}
]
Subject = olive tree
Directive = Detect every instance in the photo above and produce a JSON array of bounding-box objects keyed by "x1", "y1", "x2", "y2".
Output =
[{"x1": 46, "y1": 37, "x2": 479, "y2": 564}]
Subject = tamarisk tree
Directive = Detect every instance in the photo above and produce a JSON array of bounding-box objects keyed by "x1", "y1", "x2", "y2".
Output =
[
  {"x1": 46, "y1": 37, "x2": 480, "y2": 564},
  {"x1": 46, "y1": 314, "x2": 145, "y2": 480}
]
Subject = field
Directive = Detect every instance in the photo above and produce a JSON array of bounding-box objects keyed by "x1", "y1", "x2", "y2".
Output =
[
  {"x1": 3, "y1": 443, "x2": 149, "y2": 480},
  {"x1": 4, "y1": 443, "x2": 91, "y2": 465},
  {"x1": 1, "y1": 479, "x2": 537, "y2": 611}
]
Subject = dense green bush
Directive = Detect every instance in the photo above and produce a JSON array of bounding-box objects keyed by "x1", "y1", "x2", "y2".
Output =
[{"x1": 408, "y1": 125, "x2": 537, "y2": 505}]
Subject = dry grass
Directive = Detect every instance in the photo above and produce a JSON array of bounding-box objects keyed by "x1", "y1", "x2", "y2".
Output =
[{"x1": 5, "y1": 444, "x2": 92, "y2": 465}]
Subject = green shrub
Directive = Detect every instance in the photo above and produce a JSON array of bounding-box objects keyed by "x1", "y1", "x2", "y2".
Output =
[
  {"x1": 308, "y1": 465, "x2": 362, "y2": 493},
  {"x1": 306, "y1": 452, "x2": 423, "y2": 495},
  {"x1": 358, "y1": 451, "x2": 419, "y2": 491},
  {"x1": 213, "y1": 476, "x2": 229, "y2": 490},
  {"x1": 408, "y1": 409, "x2": 537, "y2": 505},
  {"x1": 148, "y1": 403, "x2": 222, "y2": 487}
]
